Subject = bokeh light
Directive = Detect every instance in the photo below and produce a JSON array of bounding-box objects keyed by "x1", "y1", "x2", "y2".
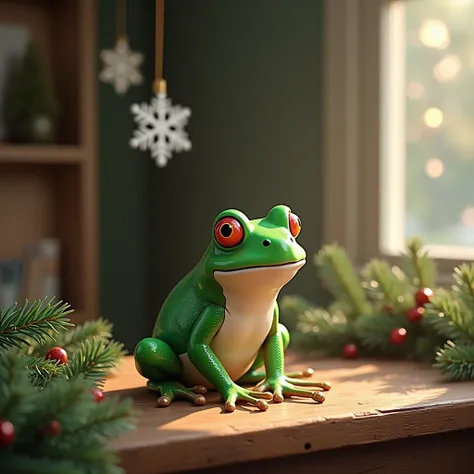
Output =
[
  {"x1": 423, "y1": 108, "x2": 444, "y2": 128},
  {"x1": 407, "y1": 81, "x2": 425, "y2": 99},
  {"x1": 419, "y1": 19, "x2": 450, "y2": 49},
  {"x1": 461, "y1": 207, "x2": 474, "y2": 227},
  {"x1": 434, "y1": 55, "x2": 462, "y2": 82},
  {"x1": 424, "y1": 158, "x2": 445, "y2": 178}
]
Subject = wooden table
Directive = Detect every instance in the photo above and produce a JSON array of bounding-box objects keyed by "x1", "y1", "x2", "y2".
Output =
[{"x1": 105, "y1": 355, "x2": 474, "y2": 474}]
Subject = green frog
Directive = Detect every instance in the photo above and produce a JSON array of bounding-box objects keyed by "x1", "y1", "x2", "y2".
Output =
[{"x1": 134, "y1": 205, "x2": 331, "y2": 412}]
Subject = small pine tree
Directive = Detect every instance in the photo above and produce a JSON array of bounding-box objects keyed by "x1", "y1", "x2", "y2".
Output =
[
  {"x1": 281, "y1": 238, "x2": 474, "y2": 381},
  {"x1": 3, "y1": 40, "x2": 60, "y2": 143},
  {"x1": 0, "y1": 298, "x2": 136, "y2": 474}
]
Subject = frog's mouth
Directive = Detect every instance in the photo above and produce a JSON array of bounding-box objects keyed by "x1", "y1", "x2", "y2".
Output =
[
  {"x1": 214, "y1": 258, "x2": 306, "y2": 274},
  {"x1": 214, "y1": 259, "x2": 306, "y2": 293}
]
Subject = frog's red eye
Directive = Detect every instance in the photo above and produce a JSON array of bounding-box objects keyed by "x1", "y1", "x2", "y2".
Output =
[
  {"x1": 214, "y1": 217, "x2": 244, "y2": 248},
  {"x1": 289, "y1": 213, "x2": 301, "y2": 237}
]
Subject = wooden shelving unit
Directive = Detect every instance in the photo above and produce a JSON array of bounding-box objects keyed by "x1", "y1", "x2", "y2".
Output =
[
  {"x1": 0, "y1": 145, "x2": 84, "y2": 164},
  {"x1": 0, "y1": 0, "x2": 98, "y2": 324}
]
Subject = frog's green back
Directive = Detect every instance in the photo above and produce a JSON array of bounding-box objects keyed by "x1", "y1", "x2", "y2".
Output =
[{"x1": 151, "y1": 244, "x2": 225, "y2": 354}]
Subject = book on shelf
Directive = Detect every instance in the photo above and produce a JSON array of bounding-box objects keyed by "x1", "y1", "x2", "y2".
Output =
[
  {"x1": 0, "y1": 259, "x2": 23, "y2": 309},
  {"x1": 22, "y1": 238, "x2": 61, "y2": 302},
  {"x1": 0, "y1": 238, "x2": 62, "y2": 310}
]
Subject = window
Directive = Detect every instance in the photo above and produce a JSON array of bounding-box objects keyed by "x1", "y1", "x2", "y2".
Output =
[{"x1": 323, "y1": 0, "x2": 474, "y2": 272}]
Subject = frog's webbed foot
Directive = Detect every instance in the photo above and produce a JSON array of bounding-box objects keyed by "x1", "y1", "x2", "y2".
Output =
[
  {"x1": 147, "y1": 380, "x2": 208, "y2": 407},
  {"x1": 253, "y1": 376, "x2": 331, "y2": 404}
]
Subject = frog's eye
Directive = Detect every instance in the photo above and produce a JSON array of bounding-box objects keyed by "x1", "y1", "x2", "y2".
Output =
[
  {"x1": 289, "y1": 213, "x2": 302, "y2": 238},
  {"x1": 214, "y1": 217, "x2": 244, "y2": 248}
]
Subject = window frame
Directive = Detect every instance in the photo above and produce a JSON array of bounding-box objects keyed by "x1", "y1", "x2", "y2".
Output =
[{"x1": 322, "y1": 0, "x2": 470, "y2": 283}]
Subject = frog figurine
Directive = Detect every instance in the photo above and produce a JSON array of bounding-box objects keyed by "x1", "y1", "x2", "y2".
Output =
[{"x1": 134, "y1": 204, "x2": 331, "y2": 412}]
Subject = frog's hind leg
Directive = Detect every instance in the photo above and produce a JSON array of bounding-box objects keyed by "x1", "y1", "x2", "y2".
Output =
[
  {"x1": 134, "y1": 338, "x2": 207, "y2": 407},
  {"x1": 237, "y1": 323, "x2": 314, "y2": 385}
]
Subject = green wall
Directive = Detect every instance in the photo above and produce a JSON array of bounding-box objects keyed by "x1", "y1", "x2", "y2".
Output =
[{"x1": 99, "y1": 1, "x2": 325, "y2": 351}]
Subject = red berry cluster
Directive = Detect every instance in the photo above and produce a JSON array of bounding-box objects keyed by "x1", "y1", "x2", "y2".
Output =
[
  {"x1": 390, "y1": 288, "x2": 434, "y2": 346},
  {"x1": 406, "y1": 287, "x2": 433, "y2": 323}
]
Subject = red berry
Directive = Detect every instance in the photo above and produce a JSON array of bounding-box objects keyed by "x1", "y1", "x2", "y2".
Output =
[
  {"x1": 45, "y1": 420, "x2": 61, "y2": 437},
  {"x1": 415, "y1": 287, "x2": 433, "y2": 307},
  {"x1": 92, "y1": 387, "x2": 104, "y2": 403},
  {"x1": 342, "y1": 343, "x2": 358, "y2": 359},
  {"x1": 407, "y1": 306, "x2": 424, "y2": 323},
  {"x1": 390, "y1": 328, "x2": 407, "y2": 344},
  {"x1": 0, "y1": 419, "x2": 15, "y2": 446},
  {"x1": 45, "y1": 346, "x2": 68, "y2": 365}
]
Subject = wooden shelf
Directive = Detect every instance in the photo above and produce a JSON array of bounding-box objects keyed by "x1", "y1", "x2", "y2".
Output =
[
  {"x1": 106, "y1": 355, "x2": 474, "y2": 474},
  {"x1": 0, "y1": 145, "x2": 84, "y2": 164},
  {"x1": 0, "y1": 0, "x2": 98, "y2": 320}
]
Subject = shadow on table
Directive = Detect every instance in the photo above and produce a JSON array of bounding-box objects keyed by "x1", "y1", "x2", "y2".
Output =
[{"x1": 112, "y1": 385, "x2": 267, "y2": 429}]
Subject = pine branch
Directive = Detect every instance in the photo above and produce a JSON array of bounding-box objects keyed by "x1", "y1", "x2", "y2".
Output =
[
  {"x1": 14, "y1": 446, "x2": 125, "y2": 474},
  {"x1": 353, "y1": 312, "x2": 408, "y2": 353},
  {"x1": 23, "y1": 356, "x2": 64, "y2": 389},
  {"x1": 425, "y1": 291, "x2": 474, "y2": 343},
  {"x1": 19, "y1": 376, "x2": 92, "y2": 435},
  {"x1": 58, "y1": 394, "x2": 135, "y2": 444},
  {"x1": 8, "y1": 376, "x2": 135, "y2": 474},
  {"x1": 297, "y1": 310, "x2": 352, "y2": 355},
  {"x1": 64, "y1": 338, "x2": 126, "y2": 387},
  {"x1": 451, "y1": 263, "x2": 474, "y2": 316},
  {"x1": 400, "y1": 237, "x2": 436, "y2": 289},
  {"x1": 28, "y1": 318, "x2": 114, "y2": 357},
  {"x1": 314, "y1": 244, "x2": 371, "y2": 318},
  {"x1": 0, "y1": 349, "x2": 34, "y2": 423},
  {"x1": 0, "y1": 298, "x2": 73, "y2": 350},
  {"x1": 360, "y1": 259, "x2": 412, "y2": 309},
  {"x1": 413, "y1": 335, "x2": 440, "y2": 362},
  {"x1": 0, "y1": 454, "x2": 85, "y2": 474},
  {"x1": 435, "y1": 341, "x2": 474, "y2": 381}
]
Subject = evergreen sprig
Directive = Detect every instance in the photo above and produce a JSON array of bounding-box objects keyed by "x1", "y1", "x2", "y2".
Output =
[
  {"x1": 28, "y1": 318, "x2": 114, "y2": 357},
  {"x1": 435, "y1": 341, "x2": 474, "y2": 381},
  {"x1": 282, "y1": 295, "x2": 353, "y2": 356},
  {"x1": 64, "y1": 339, "x2": 126, "y2": 388},
  {"x1": 314, "y1": 244, "x2": 372, "y2": 318},
  {"x1": 360, "y1": 259, "x2": 413, "y2": 311},
  {"x1": 0, "y1": 298, "x2": 73, "y2": 350},
  {"x1": 283, "y1": 240, "x2": 474, "y2": 380},
  {"x1": 0, "y1": 298, "x2": 137, "y2": 474},
  {"x1": 400, "y1": 237, "x2": 436, "y2": 289}
]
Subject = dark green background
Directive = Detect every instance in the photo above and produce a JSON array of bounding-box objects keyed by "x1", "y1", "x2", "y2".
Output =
[{"x1": 99, "y1": 0, "x2": 325, "y2": 351}]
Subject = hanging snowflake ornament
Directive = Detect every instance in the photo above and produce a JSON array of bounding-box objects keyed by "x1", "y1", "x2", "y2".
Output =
[
  {"x1": 129, "y1": 80, "x2": 192, "y2": 167},
  {"x1": 99, "y1": 37, "x2": 143, "y2": 95}
]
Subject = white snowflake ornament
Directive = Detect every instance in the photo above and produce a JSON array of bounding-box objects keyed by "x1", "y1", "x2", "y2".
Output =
[
  {"x1": 129, "y1": 84, "x2": 192, "y2": 167},
  {"x1": 99, "y1": 38, "x2": 143, "y2": 95}
]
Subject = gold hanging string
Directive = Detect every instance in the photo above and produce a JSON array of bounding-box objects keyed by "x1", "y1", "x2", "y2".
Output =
[
  {"x1": 153, "y1": 0, "x2": 166, "y2": 94},
  {"x1": 116, "y1": 0, "x2": 127, "y2": 41}
]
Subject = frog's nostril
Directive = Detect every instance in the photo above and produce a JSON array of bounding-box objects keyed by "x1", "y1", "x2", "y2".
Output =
[{"x1": 263, "y1": 239, "x2": 271, "y2": 247}]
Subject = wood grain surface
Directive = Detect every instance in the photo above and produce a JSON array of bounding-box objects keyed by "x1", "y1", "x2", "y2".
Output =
[{"x1": 105, "y1": 355, "x2": 474, "y2": 474}]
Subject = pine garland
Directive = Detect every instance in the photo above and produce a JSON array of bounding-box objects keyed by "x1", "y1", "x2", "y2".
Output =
[
  {"x1": 281, "y1": 238, "x2": 474, "y2": 380},
  {"x1": 0, "y1": 298, "x2": 136, "y2": 474}
]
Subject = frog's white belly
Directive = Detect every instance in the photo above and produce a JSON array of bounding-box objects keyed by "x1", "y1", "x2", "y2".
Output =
[{"x1": 179, "y1": 260, "x2": 305, "y2": 388}]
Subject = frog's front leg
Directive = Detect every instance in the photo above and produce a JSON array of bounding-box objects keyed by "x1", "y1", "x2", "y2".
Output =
[
  {"x1": 253, "y1": 304, "x2": 331, "y2": 403},
  {"x1": 134, "y1": 338, "x2": 207, "y2": 407},
  {"x1": 237, "y1": 323, "x2": 314, "y2": 385},
  {"x1": 188, "y1": 305, "x2": 273, "y2": 412}
]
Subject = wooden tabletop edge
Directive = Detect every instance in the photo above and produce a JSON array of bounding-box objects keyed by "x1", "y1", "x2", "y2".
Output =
[{"x1": 114, "y1": 400, "x2": 474, "y2": 474}]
